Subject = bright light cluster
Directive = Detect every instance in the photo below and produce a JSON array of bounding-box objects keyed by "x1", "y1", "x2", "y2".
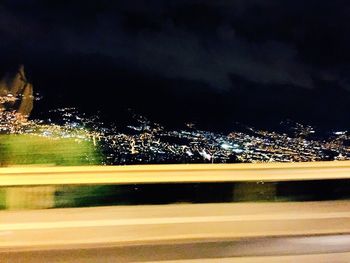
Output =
[{"x1": 1, "y1": 105, "x2": 350, "y2": 165}]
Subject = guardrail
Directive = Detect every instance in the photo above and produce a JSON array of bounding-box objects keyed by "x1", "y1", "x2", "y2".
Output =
[
  {"x1": 1, "y1": 161, "x2": 350, "y2": 210},
  {"x1": 2, "y1": 162, "x2": 350, "y2": 261},
  {"x1": 1, "y1": 160, "x2": 350, "y2": 186}
]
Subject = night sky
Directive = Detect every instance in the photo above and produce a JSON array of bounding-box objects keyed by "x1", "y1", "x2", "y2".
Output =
[{"x1": 1, "y1": 0, "x2": 350, "y2": 131}]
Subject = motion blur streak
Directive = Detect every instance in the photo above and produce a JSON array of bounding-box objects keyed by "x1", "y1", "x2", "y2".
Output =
[
  {"x1": 2, "y1": 161, "x2": 350, "y2": 261},
  {"x1": 152, "y1": 252, "x2": 350, "y2": 263},
  {"x1": 2, "y1": 201, "x2": 350, "y2": 261},
  {"x1": 2, "y1": 160, "x2": 350, "y2": 186}
]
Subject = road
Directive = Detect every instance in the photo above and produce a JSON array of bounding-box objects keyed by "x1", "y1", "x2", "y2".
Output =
[{"x1": 2, "y1": 201, "x2": 350, "y2": 262}]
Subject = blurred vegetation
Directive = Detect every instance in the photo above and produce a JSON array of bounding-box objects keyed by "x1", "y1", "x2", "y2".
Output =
[
  {"x1": 55, "y1": 185, "x2": 132, "y2": 208},
  {"x1": 0, "y1": 134, "x2": 102, "y2": 166},
  {"x1": 0, "y1": 188, "x2": 5, "y2": 209},
  {"x1": 0, "y1": 133, "x2": 105, "y2": 209}
]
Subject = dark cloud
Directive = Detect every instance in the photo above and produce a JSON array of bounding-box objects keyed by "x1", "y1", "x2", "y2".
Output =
[
  {"x1": 6, "y1": 1, "x2": 314, "y2": 88},
  {"x1": 0, "y1": 0, "x2": 350, "y2": 128}
]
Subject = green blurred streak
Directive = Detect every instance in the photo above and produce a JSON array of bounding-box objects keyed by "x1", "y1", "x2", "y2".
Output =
[
  {"x1": 233, "y1": 182, "x2": 277, "y2": 202},
  {"x1": 0, "y1": 188, "x2": 6, "y2": 209},
  {"x1": 0, "y1": 134, "x2": 104, "y2": 209},
  {"x1": 0, "y1": 134, "x2": 102, "y2": 166},
  {"x1": 55, "y1": 185, "x2": 131, "y2": 208}
]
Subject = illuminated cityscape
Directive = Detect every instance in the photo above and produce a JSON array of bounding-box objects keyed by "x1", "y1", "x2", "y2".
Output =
[
  {"x1": 2, "y1": 101, "x2": 350, "y2": 165},
  {"x1": 0, "y1": 63, "x2": 349, "y2": 165},
  {"x1": 1, "y1": 1, "x2": 350, "y2": 167},
  {"x1": 95, "y1": 113, "x2": 350, "y2": 164}
]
